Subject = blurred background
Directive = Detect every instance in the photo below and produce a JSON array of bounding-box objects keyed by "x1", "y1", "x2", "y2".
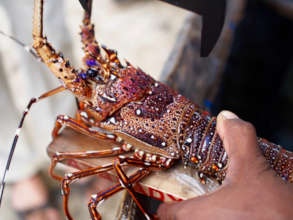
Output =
[{"x1": 0, "y1": 0, "x2": 292, "y2": 219}]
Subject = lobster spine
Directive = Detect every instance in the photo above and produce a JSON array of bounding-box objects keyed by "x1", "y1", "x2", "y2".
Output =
[{"x1": 181, "y1": 111, "x2": 293, "y2": 183}]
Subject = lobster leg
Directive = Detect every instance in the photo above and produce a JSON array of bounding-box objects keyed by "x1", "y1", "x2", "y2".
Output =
[
  {"x1": 88, "y1": 168, "x2": 152, "y2": 220},
  {"x1": 113, "y1": 157, "x2": 174, "y2": 220},
  {"x1": 51, "y1": 149, "x2": 172, "y2": 219},
  {"x1": 50, "y1": 147, "x2": 138, "y2": 220},
  {"x1": 49, "y1": 148, "x2": 129, "y2": 181},
  {"x1": 75, "y1": 101, "x2": 86, "y2": 123},
  {"x1": 88, "y1": 155, "x2": 174, "y2": 220},
  {"x1": 0, "y1": 86, "x2": 65, "y2": 205},
  {"x1": 52, "y1": 115, "x2": 114, "y2": 141},
  {"x1": 52, "y1": 155, "x2": 156, "y2": 220},
  {"x1": 59, "y1": 164, "x2": 114, "y2": 220}
]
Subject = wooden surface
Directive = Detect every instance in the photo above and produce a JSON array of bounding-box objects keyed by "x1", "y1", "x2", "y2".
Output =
[{"x1": 48, "y1": 127, "x2": 219, "y2": 202}]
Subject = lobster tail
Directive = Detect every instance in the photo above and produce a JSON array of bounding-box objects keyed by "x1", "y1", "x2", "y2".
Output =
[
  {"x1": 181, "y1": 112, "x2": 227, "y2": 182},
  {"x1": 258, "y1": 138, "x2": 293, "y2": 182},
  {"x1": 181, "y1": 111, "x2": 293, "y2": 183}
]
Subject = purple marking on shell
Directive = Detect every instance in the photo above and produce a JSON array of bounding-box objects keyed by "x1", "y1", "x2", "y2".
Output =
[
  {"x1": 86, "y1": 59, "x2": 97, "y2": 66},
  {"x1": 78, "y1": 73, "x2": 87, "y2": 80}
]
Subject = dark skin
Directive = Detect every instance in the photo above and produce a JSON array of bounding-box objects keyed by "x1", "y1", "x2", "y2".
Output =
[{"x1": 157, "y1": 111, "x2": 293, "y2": 220}]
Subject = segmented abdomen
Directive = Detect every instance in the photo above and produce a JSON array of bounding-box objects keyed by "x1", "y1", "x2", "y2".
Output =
[{"x1": 181, "y1": 110, "x2": 293, "y2": 183}]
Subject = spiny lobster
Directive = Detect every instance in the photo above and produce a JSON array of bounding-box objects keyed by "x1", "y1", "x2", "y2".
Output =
[{"x1": 1, "y1": 0, "x2": 293, "y2": 219}]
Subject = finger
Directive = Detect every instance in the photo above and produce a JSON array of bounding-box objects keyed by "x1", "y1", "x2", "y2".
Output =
[
  {"x1": 216, "y1": 111, "x2": 266, "y2": 182},
  {"x1": 157, "y1": 202, "x2": 178, "y2": 220},
  {"x1": 157, "y1": 196, "x2": 206, "y2": 220}
]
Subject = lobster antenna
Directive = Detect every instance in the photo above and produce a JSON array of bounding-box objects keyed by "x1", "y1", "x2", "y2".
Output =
[
  {"x1": 0, "y1": 98, "x2": 37, "y2": 207},
  {"x1": 0, "y1": 86, "x2": 65, "y2": 207},
  {"x1": 0, "y1": 30, "x2": 41, "y2": 61},
  {"x1": 0, "y1": 30, "x2": 43, "y2": 206}
]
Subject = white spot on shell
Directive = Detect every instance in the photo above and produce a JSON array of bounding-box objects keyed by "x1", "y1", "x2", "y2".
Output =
[
  {"x1": 138, "y1": 151, "x2": 145, "y2": 158},
  {"x1": 135, "y1": 109, "x2": 142, "y2": 116},
  {"x1": 102, "y1": 93, "x2": 117, "y2": 102},
  {"x1": 110, "y1": 74, "x2": 116, "y2": 80},
  {"x1": 217, "y1": 163, "x2": 223, "y2": 168},
  {"x1": 80, "y1": 111, "x2": 88, "y2": 118},
  {"x1": 58, "y1": 57, "x2": 64, "y2": 63},
  {"x1": 109, "y1": 117, "x2": 117, "y2": 124},
  {"x1": 161, "y1": 142, "x2": 166, "y2": 147},
  {"x1": 63, "y1": 115, "x2": 69, "y2": 120},
  {"x1": 154, "y1": 82, "x2": 159, "y2": 87},
  {"x1": 138, "y1": 128, "x2": 143, "y2": 133},
  {"x1": 116, "y1": 136, "x2": 123, "y2": 142},
  {"x1": 186, "y1": 138, "x2": 192, "y2": 143},
  {"x1": 112, "y1": 147, "x2": 121, "y2": 151},
  {"x1": 151, "y1": 155, "x2": 157, "y2": 162},
  {"x1": 151, "y1": 135, "x2": 155, "y2": 139},
  {"x1": 144, "y1": 162, "x2": 151, "y2": 166},
  {"x1": 123, "y1": 144, "x2": 132, "y2": 151},
  {"x1": 106, "y1": 134, "x2": 116, "y2": 139}
]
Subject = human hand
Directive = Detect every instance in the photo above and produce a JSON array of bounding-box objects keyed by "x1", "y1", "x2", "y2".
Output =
[{"x1": 157, "y1": 111, "x2": 293, "y2": 220}]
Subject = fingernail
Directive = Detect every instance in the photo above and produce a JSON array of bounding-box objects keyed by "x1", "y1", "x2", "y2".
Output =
[{"x1": 220, "y1": 110, "x2": 239, "y2": 120}]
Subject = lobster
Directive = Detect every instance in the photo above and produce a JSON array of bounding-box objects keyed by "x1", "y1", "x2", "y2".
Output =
[{"x1": 1, "y1": 0, "x2": 293, "y2": 219}]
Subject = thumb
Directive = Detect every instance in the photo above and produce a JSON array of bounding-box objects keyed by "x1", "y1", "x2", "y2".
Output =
[{"x1": 216, "y1": 111, "x2": 266, "y2": 183}]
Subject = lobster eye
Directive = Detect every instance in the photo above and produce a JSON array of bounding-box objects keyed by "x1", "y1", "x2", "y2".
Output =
[{"x1": 86, "y1": 68, "x2": 98, "y2": 78}]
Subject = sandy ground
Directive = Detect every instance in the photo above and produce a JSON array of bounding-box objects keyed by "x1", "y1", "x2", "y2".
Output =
[{"x1": 0, "y1": 0, "x2": 189, "y2": 219}]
